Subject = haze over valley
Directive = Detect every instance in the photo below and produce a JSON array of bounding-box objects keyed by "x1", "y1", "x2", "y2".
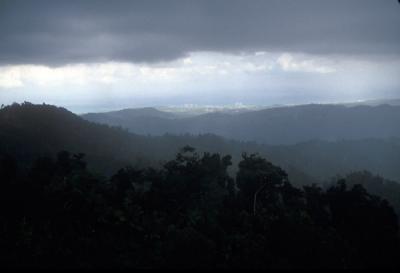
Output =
[{"x1": 1, "y1": 0, "x2": 400, "y2": 270}]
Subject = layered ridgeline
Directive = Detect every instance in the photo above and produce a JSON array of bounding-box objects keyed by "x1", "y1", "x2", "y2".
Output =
[
  {"x1": 1, "y1": 102, "x2": 400, "y2": 185},
  {"x1": 82, "y1": 103, "x2": 400, "y2": 145}
]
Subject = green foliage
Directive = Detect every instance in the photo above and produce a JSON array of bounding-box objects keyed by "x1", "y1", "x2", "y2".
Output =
[
  {"x1": 1, "y1": 148, "x2": 399, "y2": 269},
  {"x1": 333, "y1": 171, "x2": 400, "y2": 216},
  {"x1": 1, "y1": 103, "x2": 400, "y2": 269},
  {"x1": 2, "y1": 102, "x2": 400, "y2": 186}
]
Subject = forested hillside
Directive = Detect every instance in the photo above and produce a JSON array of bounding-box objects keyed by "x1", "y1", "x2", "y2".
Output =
[
  {"x1": 324, "y1": 171, "x2": 400, "y2": 216},
  {"x1": 83, "y1": 104, "x2": 400, "y2": 145},
  {"x1": 2, "y1": 103, "x2": 400, "y2": 269},
  {"x1": 2, "y1": 103, "x2": 400, "y2": 184},
  {"x1": 1, "y1": 148, "x2": 399, "y2": 269},
  {"x1": 2, "y1": 0, "x2": 399, "y2": 270}
]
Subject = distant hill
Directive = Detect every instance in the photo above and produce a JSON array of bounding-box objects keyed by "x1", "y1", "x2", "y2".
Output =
[
  {"x1": 82, "y1": 103, "x2": 400, "y2": 145},
  {"x1": 2, "y1": 102, "x2": 400, "y2": 185},
  {"x1": 267, "y1": 138, "x2": 400, "y2": 183},
  {"x1": 83, "y1": 107, "x2": 177, "y2": 123}
]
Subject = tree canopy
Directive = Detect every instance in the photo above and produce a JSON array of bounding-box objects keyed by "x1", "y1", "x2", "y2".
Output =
[{"x1": 1, "y1": 148, "x2": 399, "y2": 269}]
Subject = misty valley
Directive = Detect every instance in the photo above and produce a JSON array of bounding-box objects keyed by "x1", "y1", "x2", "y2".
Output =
[
  {"x1": 1, "y1": 0, "x2": 400, "y2": 271},
  {"x1": 1, "y1": 101, "x2": 400, "y2": 269}
]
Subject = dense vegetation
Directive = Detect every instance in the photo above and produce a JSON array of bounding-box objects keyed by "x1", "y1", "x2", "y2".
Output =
[
  {"x1": 1, "y1": 102, "x2": 400, "y2": 269},
  {"x1": 1, "y1": 148, "x2": 399, "y2": 269},
  {"x1": 330, "y1": 171, "x2": 400, "y2": 216},
  {"x1": 2, "y1": 103, "x2": 400, "y2": 184}
]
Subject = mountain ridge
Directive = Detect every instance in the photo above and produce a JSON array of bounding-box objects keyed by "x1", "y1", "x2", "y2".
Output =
[
  {"x1": 2, "y1": 102, "x2": 400, "y2": 184},
  {"x1": 82, "y1": 103, "x2": 400, "y2": 145}
]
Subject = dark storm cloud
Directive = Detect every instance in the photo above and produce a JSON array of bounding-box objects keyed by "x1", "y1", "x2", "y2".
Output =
[{"x1": 1, "y1": 0, "x2": 400, "y2": 65}]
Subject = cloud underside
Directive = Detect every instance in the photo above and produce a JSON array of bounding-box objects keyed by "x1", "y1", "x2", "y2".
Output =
[
  {"x1": 0, "y1": 52, "x2": 336, "y2": 88},
  {"x1": 1, "y1": 0, "x2": 400, "y2": 65},
  {"x1": 1, "y1": 51, "x2": 399, "y2": 111}
]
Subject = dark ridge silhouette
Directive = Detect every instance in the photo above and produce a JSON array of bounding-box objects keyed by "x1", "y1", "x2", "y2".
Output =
[
  {"x1": 1, "y1": 102, "x2": 400, "y2": 269},
  {"x1": 0, "y1": 148, "x2": 399, "y2": 269},
  {"x1": 2, "y1": 102, "x2": 400, "y2": 184}
]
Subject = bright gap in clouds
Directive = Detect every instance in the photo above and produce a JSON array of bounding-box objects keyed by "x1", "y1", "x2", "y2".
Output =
[{"x1": 0, "y1": 51, "x2": 399, "y2": 113}]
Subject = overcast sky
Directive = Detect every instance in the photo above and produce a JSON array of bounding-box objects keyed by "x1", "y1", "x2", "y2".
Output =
[{"x1": 0, "y1": 0, "x2": 400, "y2": 113}]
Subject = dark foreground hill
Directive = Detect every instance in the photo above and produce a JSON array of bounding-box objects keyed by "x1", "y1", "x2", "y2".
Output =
[
  {"x1": 83, "y1": 103, "x2": 400, "y2": 145},
  {"x1": 2, "y1": 102, "x2": 400, "y2": 184},
  {"x1": 1, "y1": 141, "x2": 399, "y2": 269},
  {"x1": 2, "y1": 102, "x2": 400, "y2": 269}
]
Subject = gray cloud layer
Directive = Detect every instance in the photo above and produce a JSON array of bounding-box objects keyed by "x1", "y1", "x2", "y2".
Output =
[{"x1": 1, "y1": 0, "x2": 400, "y2": 65}]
